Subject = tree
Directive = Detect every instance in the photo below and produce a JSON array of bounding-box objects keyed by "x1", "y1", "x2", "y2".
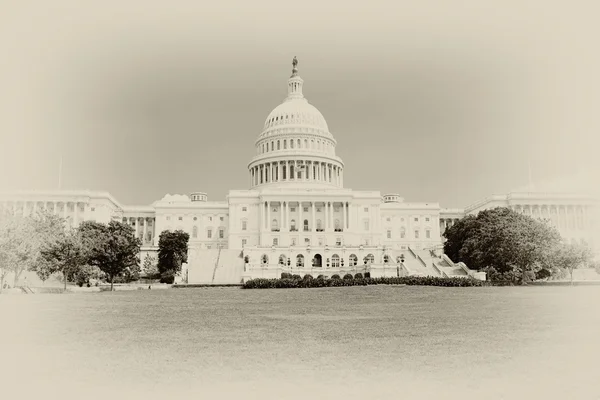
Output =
[
  {"x1": 40, "y1": 228, "x2": 87, "y2": 290},
  {"x1": 142, "y1": 253, "x2": 159, "y2": 278},
  {"x1": 157, "y1": 230, "x2": 189, "y2": 277},
  {"x1": 444, "y1": 207, "x2": 562, "y2": 284},
  {"x1": 79, "y1": 221, "x2": 141, "y2": 291},
  {"x1": 552, "y1": 242, "x2": 593, "y2": 284}
]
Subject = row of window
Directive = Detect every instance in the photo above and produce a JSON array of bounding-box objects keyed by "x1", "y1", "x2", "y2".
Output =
[
  {"x1": 387, "y1": 229, "x2": 432, "y2": 239},
  {"x1": 258, "y1": 137, "x2": 332, "y2": 154},
  {"x1": 384, "y1": 216, "x2": 432, "y2": 223},
  {"x1": 165, "y1": 215, "x2": 226, "y2": 222},
  {"x1": 254, "y1": 253, "x2": 404, "y2": 267}
]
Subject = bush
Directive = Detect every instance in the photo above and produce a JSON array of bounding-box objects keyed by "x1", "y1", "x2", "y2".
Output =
[
  {"x1": 354, "y1": 273, "x2": 363, "y2": 279},
  {"x1": 292, "y1": 274, "x2": 302, "y2": 280},
  {"x1": 364, "y1": 272, "x2": 371, "y2": 278},
  {"x1": 343, "y1": 274, "x2": 353, "y2": 280},
  {"x1": 281, "y1": 272, "x2": 292, "y2": 279},
  {"x1": 316, "y1": 274, "x2": 324, "y2": 280},
  {"x1": 331, "y1": 274, "x2": 341, "y2": 280},
  {"x1": 159, "y1": 271, "x2": 175, "y2": 284},
  {"x1": 303, "y1": 274, "x2": 313, "y2": 281},
  {"x1": 242, "y1": 276, "x2": 488, "y2": 289}
]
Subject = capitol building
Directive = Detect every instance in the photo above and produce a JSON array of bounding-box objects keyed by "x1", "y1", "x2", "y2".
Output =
[{"x1": 2, "y1": 59, "x2": 599, "y2": 284}]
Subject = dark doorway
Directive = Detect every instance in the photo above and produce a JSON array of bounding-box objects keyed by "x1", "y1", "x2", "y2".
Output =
[{"x1": 313, "y1": 254, "x2": 322, "y2": 268}]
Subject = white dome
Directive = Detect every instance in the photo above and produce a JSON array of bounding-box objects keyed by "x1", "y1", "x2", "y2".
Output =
[{"x1": 263, "y1": 98, "x2": 330, "y2": 133}]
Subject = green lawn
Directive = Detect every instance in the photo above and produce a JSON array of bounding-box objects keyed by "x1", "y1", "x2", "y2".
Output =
[{"x1": 1, "y1": 286, "x2": 599, "y2": 399}]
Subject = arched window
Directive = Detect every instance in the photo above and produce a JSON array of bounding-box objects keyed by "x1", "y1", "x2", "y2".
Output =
[
  {"x1": 316, "y1": 219, "x2": 322, "y2": 231},
  {"x1": 271, "y1": 142, "x2": 274, "y2": 151},
  {"x1": 277, "y1": 140, "x2": 280, "y2": 150},
  {"x1": 331, "y1": 254, "x2": 340, "y2": 268},
  {"x1": 303, "y1": 219, "x2": 309, "y2": 232},
  {"x1": 290, "y1": 219, "x2": 296, "y2": 231},
  {"x1": 349, "y1": 254, "x2": 358, "y2": 266},
  {"x1": 284, "y1": 139, "x2": 287, "y2": 149},
  {"x1": 400, "y1": 228, "x2": 406, "y2": 239},
  {"x1": 383, "y1": 254, "x2": 390, "y2": 264},
  {"x1": 334, "y1": 219, "x2": 341, "y2": 231},
  {"x1": 304, "y1": 139, "x2": 308, "y2": 148},
  {"x1": 261, "y1": 254, "x2": 269, "y2": 265},
  {"x1": 279, "y1": 254, "x2": 287, "y2": 265},
  {"x1": 364, "y1": 254, "x2": 374, "y2": 264},
  {"x1": 291, "y1": 140, "x2": 294, "y2": 149},
  {"x1": 271, "y1": 219, "x2": 279, "y2": 231},
  {"x1": 290, "y1": 165, "x2": 294, "y2": 179},
  {"x1": 296, "y1": 254, "x2": 304, "y2": 267},
  {"x1": 192, "y1": 226, "x2": 198, "y2": 238},
  {"x1": 297, "y1": 139, "x2": 301, "y2": 147}
]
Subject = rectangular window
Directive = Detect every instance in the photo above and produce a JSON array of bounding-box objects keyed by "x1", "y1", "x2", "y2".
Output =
[
  {"x1": 219, "y1": 229, "x2": 224, "y2": 239},
  {"x1": 242, "y1": 221, "x2": 247, "y2": 230},
  {"x1": 387, "y1": 230, "x2": 391, "y2": 239},
  {"x1": 304, "y1": 238, "x2": 310, "y2": 244},
  {"x1": 242, "y1": 207, "x2": 247, "y2": 212},
  {"x1": 91, "y1": 207, "x2": 95, "y2": 212},
  {"x1": 209, "y1": 217, "x2": 212, "y2": 221},
  {"x1": 207, "y1": 245, "x2": 212, "y2": 249},
  {"x1": 178, "y1": 217, "x2": 183, "y2": 221},
  {"x1": 291, "y1": 207, "x2": 296, "y2": 212},
  {"x1": 415, "y1": 230, "x2": 419, "y2": 239},
  {"x1": 336, "y1": 238, "x2": 342, "y2": 246},
  {"x1": 207, "y1": 229, "x2": 212, "y2": 239},
  {"x1": 401, "y1": 230, "x2": 406, "y2": 239},
  {"x1": 242, "y1": 239, "x2": 247, "y2": 246},
  {"x1": 273, "y1": 238, "x2": 278, "y2": 246},
  {"x1": 317, "y1": 208, "x2": 322, "y2": 212},
  {"x1": 166, "y1": 216, "x2": 171, "y2": 221},
  {"x1": 414, "y1": 217, "x2": 419, "y2": 222},
  {"x1": 364, "y1": 207, "x2": 369, "y2": 212},
  {"x1": 425, "y1": 217, "x2": 430, "y2": 222},
  {"x1": 291, "y1": 238, "x2": 296, "y2": 246},
  {"x1": 426, "y1": 230, "x2": 431, "y2": 239},
  {"x1": 364, "y1": 220, "x2": 369, "y2": 231},
  {"x1": 303, "y1": 207, "x2": 308, "y2": 212},
  {"x1": 386, "y1": 217, "x2": 391, "y2": 222},
  {"x1": 220, "y1": 217, "x2": 224, "y2": 221}
]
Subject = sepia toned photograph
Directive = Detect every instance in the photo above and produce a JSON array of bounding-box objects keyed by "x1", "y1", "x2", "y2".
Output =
[{"x1": 1, "y1": 1, "x2": 599, "y2": 399}]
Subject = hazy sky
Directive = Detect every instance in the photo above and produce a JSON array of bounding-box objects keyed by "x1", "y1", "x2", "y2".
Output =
[{"x1": 1, "y1": 0, "x2": 599, "y2": 208}]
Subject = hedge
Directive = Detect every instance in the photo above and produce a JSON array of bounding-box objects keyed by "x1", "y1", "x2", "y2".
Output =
[{"x1": 242, "y1": 275, "x2": 487, "y2": 289}]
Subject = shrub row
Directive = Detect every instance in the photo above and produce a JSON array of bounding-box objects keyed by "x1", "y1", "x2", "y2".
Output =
[{"x1": 243, "y1": 275, "x2": 487, "y2": 289}]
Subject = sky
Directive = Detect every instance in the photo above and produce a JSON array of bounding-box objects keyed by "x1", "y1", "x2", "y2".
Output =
[{"x1": 1, "y1": 0, "x2": 599, "y2": 209}]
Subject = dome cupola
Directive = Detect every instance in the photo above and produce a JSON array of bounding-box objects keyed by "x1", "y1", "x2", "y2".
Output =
[{"x1": 248, "y1": 58, "x2": 344, "y2": 190}]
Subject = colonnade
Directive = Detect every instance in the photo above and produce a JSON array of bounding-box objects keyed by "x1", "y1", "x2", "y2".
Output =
[
  {"x1": 123, "y1": 217, "x2": 156, "y2": 245},
  {"x1": 250, "y1": 160, "x2": 343, "y2": 187},
  {"x1": 260, "y1": 200, "x2": 350, "y2": 232},
  {"x1": 1, "y1": 200, "x2": 86, "y2": 225},
  {"x1": 510, "y1": 204, "x2": 591, "y2": 231}
]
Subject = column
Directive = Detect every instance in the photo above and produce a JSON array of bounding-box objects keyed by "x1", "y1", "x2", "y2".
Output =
[
  {"x1": 281, "y1": 202, "x2": 285, "y2": 229},
  {"x1": 63, "y1": 202, "x2": 67, "y2": 219},
  {"x1": 267, "y1": 201, "x2": 271, "y2": 231},
  {"x1": 299, "y1": 201, "x2": 303, "y2": 231},
  {"x1": 311, "y1": 202, "x2": 316, "y2": 232},
  {"x1": 341, "y1": 202, "x2": 345, "y2": 231},
  {"x1": 143, "y1": 218, "x2": 147, "y2": 244},
  {"x1": 323, "y1": 201, "x2": 327, "y2": 231},
  {"x1": 346, "y1": 202, "x2": 350, "y2": 229},
  {"x1": 286, "y1": 201, "x2": 289, "y2": 230}
]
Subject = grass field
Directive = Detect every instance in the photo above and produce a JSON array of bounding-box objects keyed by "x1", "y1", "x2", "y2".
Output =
[{"x1": 1, "y1": 286, "x2": 599, "y2": 399}]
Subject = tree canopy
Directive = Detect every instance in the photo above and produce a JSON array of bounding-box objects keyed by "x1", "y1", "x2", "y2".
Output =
[
  {"x1": 79, "y1": 220, "x2": 141, "y2": 290},
  {"x1": 0, "y1": 211, "x2": 65, "y2": 291},
  {"x1": 39, "y1": 227, "x2": 87, "y2": 290},
  {"x1": 157, "y1": 230, "x2": 189, "y2": 277},
  {"x1": 443, "y1": 207, "x2": 562, "y2": 283}
]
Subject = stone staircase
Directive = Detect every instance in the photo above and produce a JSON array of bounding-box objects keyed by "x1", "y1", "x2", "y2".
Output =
[
  {"x1": 417, "y1": 248, "x2": 469, "y2": 278},
  {"x1": 401, "y1": 247, "x2": 443, "y2": 277}
]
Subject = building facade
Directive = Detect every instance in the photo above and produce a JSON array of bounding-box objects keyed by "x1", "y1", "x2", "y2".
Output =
[{"x1": 1, "y1": 59, "x2": 598, "y2": 283}]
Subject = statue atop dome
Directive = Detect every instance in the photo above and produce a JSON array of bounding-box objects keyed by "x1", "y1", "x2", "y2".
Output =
[{"x1": 291, "y1": 56, "x2": 298, "y2": 77}]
